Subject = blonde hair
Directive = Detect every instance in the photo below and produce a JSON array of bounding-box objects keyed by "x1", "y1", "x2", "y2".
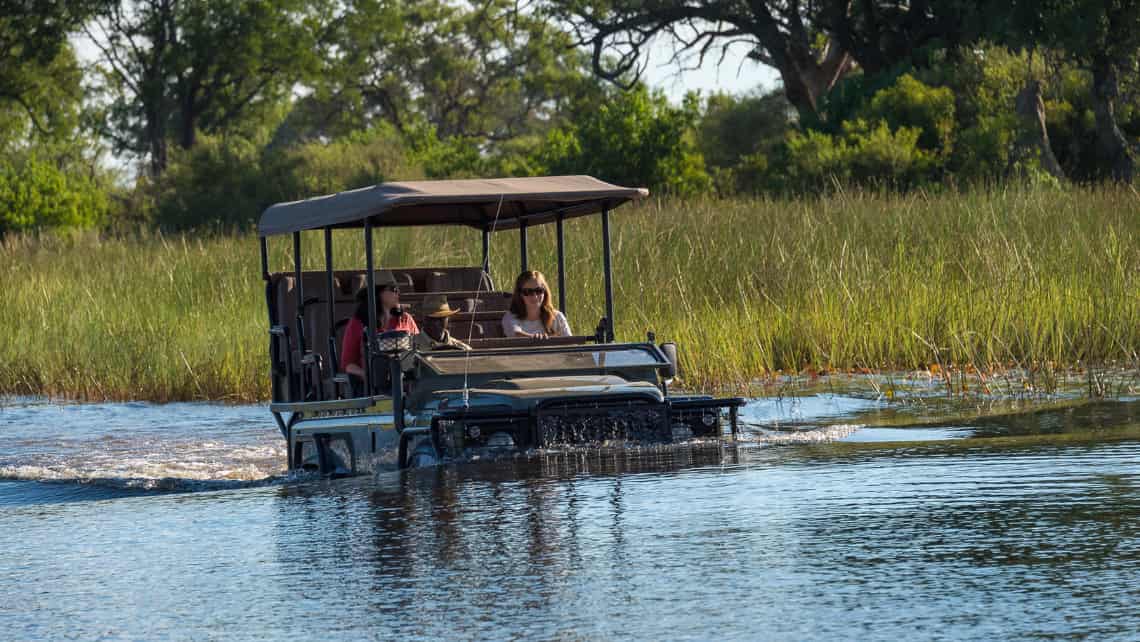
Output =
[{"x1": 509, "y1": 270, "x2": 556, "y2": 333}]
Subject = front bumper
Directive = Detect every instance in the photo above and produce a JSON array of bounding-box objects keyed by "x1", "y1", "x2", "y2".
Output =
[{"x1": 424, "y1": 394, "x2": 746, "y2": 462}]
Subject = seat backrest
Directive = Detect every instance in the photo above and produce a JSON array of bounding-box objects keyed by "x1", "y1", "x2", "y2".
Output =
[
  {"x1": 265, "y1": 266, "x2": 499, "y2": 398},
  {"x1": 389, "y1": 266, "x2": 492, "y2": 292},
  {"x1": 449, "y1": 312, "x2": 506, "y2": 339},
  {"x1": 268, "y1": 272, "x2": 346, "y2": 383},
  {"x1": 448, "y1": 320, "x2": 486, "y2": 341}
]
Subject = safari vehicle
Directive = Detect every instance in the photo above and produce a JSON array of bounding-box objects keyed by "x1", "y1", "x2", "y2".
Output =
[{"x1": 258, "y1": 176, "x2": 745, "y2": 475}]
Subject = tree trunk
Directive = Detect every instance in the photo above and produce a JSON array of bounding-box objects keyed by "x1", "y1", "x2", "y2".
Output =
[
  {"x1": 147, "y1": 117, "x2": 167, "y2": 178},
  {"x1": 757, "y1": 36, "x2": 853, "y2": 122},
  {"x1": 144, "y1": 85, "x2": 168, "y2": 178},
  {"x1": 180, "y1": 86, "x2": 197, "y2": 151},
  {"x1": 1013, "y1": 78, "x2": 1065, "y2": 180},
  {"x1": 144, "y1": 0, "x2": 175, "y2": 178},
  {"x1": 1091, "y1": 57, "x2": 1134, "y2": 183}
]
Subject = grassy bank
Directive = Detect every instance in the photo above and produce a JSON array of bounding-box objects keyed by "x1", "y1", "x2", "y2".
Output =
[{"x1": 1, "y1": 187, "x2": 1137, "y2": 401}]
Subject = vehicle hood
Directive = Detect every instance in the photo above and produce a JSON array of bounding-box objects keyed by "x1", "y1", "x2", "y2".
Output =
[{"x1": 431, "y1": 375, "x2": 664, "y2": 406}]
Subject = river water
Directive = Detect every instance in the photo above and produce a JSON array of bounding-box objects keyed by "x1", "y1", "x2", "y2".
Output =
[{"x1": 2, "y1": 378, "x2": 1138, "y2": 641}]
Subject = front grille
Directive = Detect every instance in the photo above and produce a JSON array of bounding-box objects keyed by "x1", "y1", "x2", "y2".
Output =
[{"x1": 537, "y1": 400, "x2": 670, "y2": 445}]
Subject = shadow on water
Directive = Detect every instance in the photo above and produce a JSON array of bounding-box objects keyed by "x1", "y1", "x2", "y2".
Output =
[{"x1": 268, "y1": 445, "x2": 753, "y2": 636}]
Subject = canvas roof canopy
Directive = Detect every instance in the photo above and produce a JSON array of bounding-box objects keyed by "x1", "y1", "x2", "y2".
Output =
[{"x1": 257, "y1": 175, "x2": 648, "y2": 236}]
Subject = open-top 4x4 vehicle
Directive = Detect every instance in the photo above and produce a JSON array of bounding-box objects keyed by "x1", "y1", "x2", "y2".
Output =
[{"x1": 259, "y1": 176, "x2": 744, "y2": 475}]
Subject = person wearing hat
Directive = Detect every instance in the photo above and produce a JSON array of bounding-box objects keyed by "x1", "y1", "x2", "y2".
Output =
[
  {"x1": 340, "y1": 270, "x2": 420, "y2": 380},
  {"x1": 415, "y1": 294, "x2": 472, "y2": 351}
]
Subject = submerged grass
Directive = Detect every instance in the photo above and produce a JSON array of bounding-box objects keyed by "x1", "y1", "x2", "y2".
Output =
[{"x1": 1, "y1": 186, "x2": 1137, "y2": 401}]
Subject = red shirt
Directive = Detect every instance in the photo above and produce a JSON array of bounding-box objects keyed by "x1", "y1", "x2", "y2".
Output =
[{"x1": 339, "y1": 314, "x2": 420, "y2": 371}]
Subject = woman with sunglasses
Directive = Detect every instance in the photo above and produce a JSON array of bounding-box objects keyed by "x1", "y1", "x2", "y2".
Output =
[
  {"x1": 502, "y1": 270, "x2": 571, "y2": 339},
  {"x1": 340, "y1": 270, "x2": 419, "y2": 380}
]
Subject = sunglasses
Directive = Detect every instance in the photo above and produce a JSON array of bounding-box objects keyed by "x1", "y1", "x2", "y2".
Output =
[
  {"x1": 381, "y1": 285, "x2": 400, "y2": 293},
  {"x1": 520, "y1": 287, "x2": 545, "y2": 297}
]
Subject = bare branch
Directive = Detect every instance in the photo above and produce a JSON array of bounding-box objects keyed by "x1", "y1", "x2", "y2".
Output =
[
  {"x1": 83, "y1": 18, "x2": 142, "y2": 97},
  {"x1": 0, "y1": 91, "x2": 52, "y2": 136}
]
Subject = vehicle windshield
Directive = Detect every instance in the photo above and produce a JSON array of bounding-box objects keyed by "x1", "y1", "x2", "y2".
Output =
[{"x1": 421, "y1": 347, "x2": 663, "y2": 375}]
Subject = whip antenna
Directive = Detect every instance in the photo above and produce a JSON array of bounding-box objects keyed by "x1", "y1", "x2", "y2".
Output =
[{"x1": 461, "y1": 193, "x2": 504, "y2": 408}]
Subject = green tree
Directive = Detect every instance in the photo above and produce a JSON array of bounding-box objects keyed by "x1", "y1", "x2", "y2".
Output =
[
  {"x1": 556, "y1": 0, "x2": 854, "y2": 120},
  {"x1": 0, "y1": 45, "x2": 87, "y2": 151},
  {"x1": 556, "y1": 1, "x2": 982, "y2": 121},
  {"x1": 87, "y1": 0, "x2": 329, "y2": 177},
  {"x1": 534, "y1": 85, "x2": 711, "y2": 194},
  {"x1": 149, "y1": 125, "x2": 419, "y2": 231},
  {"x1": 285, "y1": 0, "x2": 600, "y2": 148},
  {"x1": 863, "y1": 74, "x2": 956, "y2": 153},
  {"x1": 695, "y1": 89, "x2": 792, "y2": 193},
  {"x1": 0, "y1": 154, "x2": 109, "y2": 235},
  {"x1": 995, "y1": 0, "x2": 1140, "y2": 181},
  {"x1": 1, "y1": 5, "x2": 117, "y2": 235},
  {"x1": 0, "y1": 1, "x2": 107, "y2": 141},
  {"x1": 698, "y1": 90, "x2": 792, "y2": 170}
]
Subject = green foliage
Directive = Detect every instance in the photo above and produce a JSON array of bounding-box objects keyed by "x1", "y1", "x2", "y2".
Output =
[
  {"x1": 0, "y1": 155, "x2": 109, "y2": 235},
  {"x1": 91, "y1": 0, "x2": 327, "y2": 176},
  {"x1": 534, "y1": 86, "x2": 711, "y2": 195},
  {"x1": 0, "y1": 35, "x2": 116, "y2": 235},
  {"x1": 278, "y1": 126, "x2": 421, "y2": 195},
  {"x1": 2, "y1": 188, "x2": 1136, "y2": 399},
  {"x1": 149, "y1": 136, "x2": 268, "y2": 231},
  {"x1": 401, "y1": 123, "x2": 488, "y2": 179},
  {"x1": 696, "y1": 90, "x2": 791, "y2": 194},
  {"x1": 0, "y1": 45, "x2": 86, "y2": 149},
  {"x1": 698, "y1": 90, "x2": 792, "y2": 169},
  {"x1": 150, "y1": 125, "x2": 420, "y2": 231},
  {"x1": 304, "y1": 0, "x2": 600, "y2": 147},
  {"x1": 951, "y1": 115, "x2": 1015, "y2": 184},
  {"x1": 783, "y1": 119, "x2": 935, "y2": 191},
  {"x1": 843, "y1": 120, "x2": 937, "y2": 185},
  {"x1": 864, "y1": 74, "x2": 956, "y2": 152},
  {"x1": 0, "y1": 2, "x2": 104, "y2": 144},
  {"x1": 811, "y1": 64, "x2": 910, "y2": 133},
  {"x1": 4, "y1": 0, "x2": 1140, "y2": 228}
]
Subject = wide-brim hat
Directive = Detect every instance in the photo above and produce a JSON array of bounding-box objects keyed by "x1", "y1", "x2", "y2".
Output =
[{"x1": 421, "y1": 293, "x2": 460, "y2": 318}]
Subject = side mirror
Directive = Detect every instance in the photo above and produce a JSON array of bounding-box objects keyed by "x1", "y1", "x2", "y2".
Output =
[{"x1": 660, "y1": 342, "x2": 679, "y2": 380}]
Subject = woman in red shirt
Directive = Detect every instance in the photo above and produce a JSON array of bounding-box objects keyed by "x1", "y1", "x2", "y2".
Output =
[{"x1": 340, "y1": 272, "x2": 419, "y2": 380}]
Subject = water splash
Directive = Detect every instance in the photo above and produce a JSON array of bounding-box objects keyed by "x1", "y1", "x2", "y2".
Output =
[{"x1": 742, "y1": 423, "x2": 863, "y2": 444}]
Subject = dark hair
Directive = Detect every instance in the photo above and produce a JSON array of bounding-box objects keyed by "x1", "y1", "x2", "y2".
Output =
[
  {"x1": 352, "y1": 284, "x2": 397, "y2": 322},
  {"x1": 509, "y1": 270, "x2": 555, "y2": 333}
]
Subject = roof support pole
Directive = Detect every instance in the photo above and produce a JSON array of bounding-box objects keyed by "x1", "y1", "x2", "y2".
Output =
[
  {"x1": 261, "y1": 235, "x2": 281, "y2": 403},
  {"x1": 601, "y1": 206, "x2": 615, "y2": 342},
  {"x1": 364, "y1": 221, "x2": 377, "y2": 396},
  {"x1": 519, "y1": 220, "x2": 528, "y2": 273},
  {"x1": 324, "y1": 228, "x2": 337, "y2": 374},
  {"x1": 481, "y1": 227, "x2": 490, "y2": 278},
  {"x1": 293, "y1": 231, "x2": 307, "y2": 400},
  {"x1": 556, "y1": 213, "x2": 566, "y2": 313}
]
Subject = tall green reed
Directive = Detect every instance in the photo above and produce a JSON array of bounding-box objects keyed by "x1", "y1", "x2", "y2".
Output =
[{"x1": 1, "y1": 186, "x2": 1136, "y2": 400}]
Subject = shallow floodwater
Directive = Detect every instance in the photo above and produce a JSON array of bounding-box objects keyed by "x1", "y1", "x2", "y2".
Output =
[{"x1": 2, "y1": 379, "x2": 1138, "y2": 641}]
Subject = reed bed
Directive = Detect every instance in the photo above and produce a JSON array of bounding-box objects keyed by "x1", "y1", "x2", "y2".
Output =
[{"x1": 1, "y1": 187, "x2": 1137, "y2": 401}]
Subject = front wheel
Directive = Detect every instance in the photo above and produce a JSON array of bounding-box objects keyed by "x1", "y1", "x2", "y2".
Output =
[{"x1": 398, "y1": 433, "x2": 440, "y2": 468}]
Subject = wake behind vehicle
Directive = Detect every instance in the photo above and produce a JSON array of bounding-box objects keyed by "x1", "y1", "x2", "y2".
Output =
[{"x1": 258, "y1": 176, "x2": 744, "y2": 475}]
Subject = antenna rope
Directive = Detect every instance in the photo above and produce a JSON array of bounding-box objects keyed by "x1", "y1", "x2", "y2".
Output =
[{"x1": 461, "y1": 193, "x2": 505, "y2": 408}]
